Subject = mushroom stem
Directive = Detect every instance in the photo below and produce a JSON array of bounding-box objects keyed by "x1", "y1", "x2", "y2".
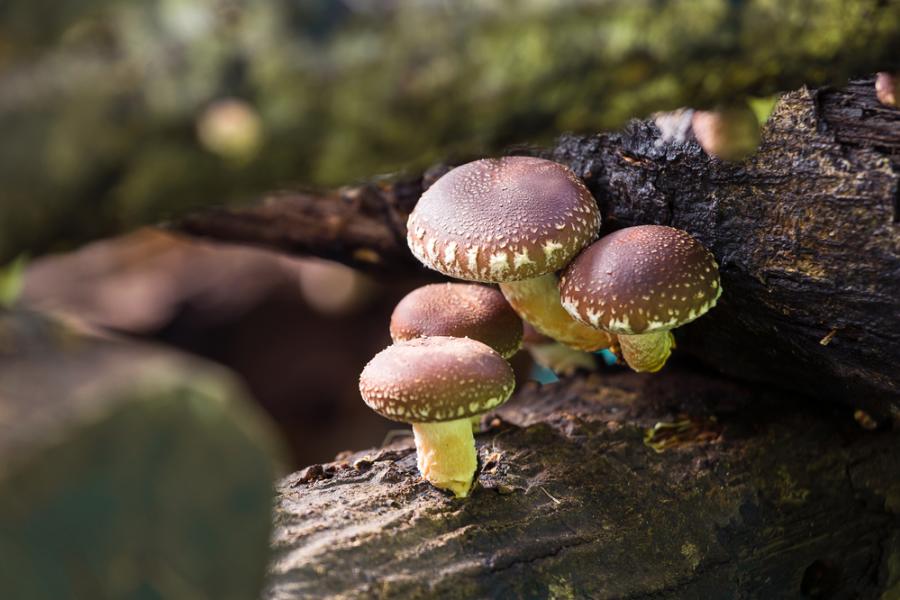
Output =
[
  {"x1": 412, "y1": 419, "x2": 478, "y2": 498},
  {"x1": 527, "y1": 342, "x2": 598, "y2": 376},
  {"x1": 617, "y1": 331, "x2": 675, "y2": 373},
  {"x1": 469, "y1": 415, "x2": 482, "y2": 432},
  {"x1": 500, "y1": 274, "x2": 614, "y2": 352}
]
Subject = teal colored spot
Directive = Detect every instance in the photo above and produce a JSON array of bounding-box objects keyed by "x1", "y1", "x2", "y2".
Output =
[
  {"x1": 530, "y1": 364, "x2": 559, "y2": 384},
  {"x1": 596, "y1": 349, "x2": 618, "y2": 365}
]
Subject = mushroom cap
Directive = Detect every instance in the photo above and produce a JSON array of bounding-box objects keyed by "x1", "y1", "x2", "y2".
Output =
[
  {"x1": 359, "y1": 337, "x2": 515, "y2": 424},
  {"x1": 559, "y1": 225, "x2": 722, "y2": 335},
  {"x1": 407, "y1": 157, "x2": 601, "y2": 283},
  {"x1": 390, "y1": 283, "x2": 523, "y2": 359}
]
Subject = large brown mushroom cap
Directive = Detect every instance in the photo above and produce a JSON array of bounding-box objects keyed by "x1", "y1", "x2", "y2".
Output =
[
  {"x1": 559, "y1": 225, "x2": 721, "y2": 335},
  {"x1": 359, "y1": 337, "x2": 515, "y2": 423},
  {"x1": 407, "y1": 157, "x2": 601, "y2": 283},
  {"x1": 390, "y1": 283, "x2": 523, "y2": 358}
]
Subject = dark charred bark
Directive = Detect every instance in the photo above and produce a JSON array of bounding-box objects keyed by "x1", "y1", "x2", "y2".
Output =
[
  {"x1": 266, "y1": 367, "x2": 900, "y2": 599},
  {"x1": 177, "y1": 183, "x2": 425, "y2": 277},
  {"x1": 179, "y1": 80, "x2": 900, "y2": 417}
]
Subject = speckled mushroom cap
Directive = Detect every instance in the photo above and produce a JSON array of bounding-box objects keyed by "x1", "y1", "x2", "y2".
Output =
[
  {"x1": 559, "y1": 225, "x2": 722, "y2": 335},
  {"x1": 359, "y1": 337, "x2": 515, "y2": 423},
  {"x1": 407, "y1": 157, "x2": 601, "y2": 283},
  {"x1": 390, "y1": 283, "x2": 523, "y2": 358}
]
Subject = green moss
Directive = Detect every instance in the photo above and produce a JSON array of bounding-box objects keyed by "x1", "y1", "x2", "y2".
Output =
[{"x1": 0, "y1": 255, "x2": 27, "y2": 307}]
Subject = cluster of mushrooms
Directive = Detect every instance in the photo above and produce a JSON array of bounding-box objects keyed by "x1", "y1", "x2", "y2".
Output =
[{"x1": 359, "y1": 156, "x2": 722, "y2": 498}]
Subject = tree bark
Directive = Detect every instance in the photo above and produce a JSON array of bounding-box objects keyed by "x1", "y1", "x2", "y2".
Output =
[
  {"x1": 265, "y1": 367, "x2": 900, "y2": 599},
  {"x1": 178, "y1": 183, "x2": 425, "y2": 277},
  {"x1": 180, "y1": 80, "x2": 900, "y2": 417}
]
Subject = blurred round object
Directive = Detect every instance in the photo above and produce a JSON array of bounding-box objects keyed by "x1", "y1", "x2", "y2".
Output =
[
  {"x1": 691, "y1": 103, "x2": 761, "y2": 161},
  {"x1": 875, "y1": 72, "x2": 898, "y2": 107},
  {"x1": 294, "y1": 258, "x2": 375, "y2": 316},
  {"x1": 196, "y1": 98, "x2": 263, "y2": 162}
]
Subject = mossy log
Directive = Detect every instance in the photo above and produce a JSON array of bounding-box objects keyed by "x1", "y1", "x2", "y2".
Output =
[
  {"x1": 181, "y1": 80, "x2": 900, "y2": 417},
  {"x1": 0, "y1": 309, "x2": 283, "y2": 600},
  {"x1": 266, "y1": 367, "x2": 900, "y2": 599}
]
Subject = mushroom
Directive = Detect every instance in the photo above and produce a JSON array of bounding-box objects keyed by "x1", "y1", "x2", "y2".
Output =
[
  {"x1": 390, "y1": 283, "x2": 522, "y2": 359},
  {"x1": 358, "y1": 336, "x2": 515, "y2": 497},
  {"x1": 406, "y1": 156, "x2": 614, "y2": 352},
  {"x1": 691, "y1": 103, "x2": 760, "y2": 162},
  {"x1": 876, "y1": 72, "x2": 898, "y2": 107},
  {"x1": 390, "y1": 282, "x2": 522, "y2": 431},
  {"x1": 498, "y1": 271, "x2": 615, "y2": 351},
  {"x1": 559, "y1": 225, "x2": 722, "y2": 373}
]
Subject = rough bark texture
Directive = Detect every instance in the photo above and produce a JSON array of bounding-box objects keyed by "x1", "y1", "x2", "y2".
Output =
[
  {"x1": 0, "y1": 309, "x2": 283, "y2": 600},
  {"x1": 180, "y1": 80, "x2": 900, "y2": 417},
  {"x1": 266, "y1": 366, "x2": 900, "y2": 599},
  {"x1": 179, "y1": 183, "x2": 425, "y2": 276}
]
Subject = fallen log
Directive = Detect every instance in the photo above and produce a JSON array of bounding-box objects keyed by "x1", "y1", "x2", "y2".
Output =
[
  {"x1": 265, "y1": 367, "x2": 900, "y2": 599},
  {"x1": 180, "y1": 80, "x2": 900, "y2": 416}
]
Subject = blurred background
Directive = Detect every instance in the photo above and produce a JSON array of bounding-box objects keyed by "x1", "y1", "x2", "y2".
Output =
[{"x1": 20, "y1": 229, "x2": 431, "y2": 466}]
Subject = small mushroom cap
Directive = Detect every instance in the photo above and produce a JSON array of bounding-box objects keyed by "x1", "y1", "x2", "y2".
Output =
[
  {"x1": 559, "y1": 225, "x2": 722, "y2": 335},
  {"x1": 359, "y1": 337, "x2": 515, "y2": 424},
  {"x1": 390, "y1": 283, "x2": 523, "y2": 358},
  {"x1": 407, "y1": 157, "x2": 601, "y2": 283}
]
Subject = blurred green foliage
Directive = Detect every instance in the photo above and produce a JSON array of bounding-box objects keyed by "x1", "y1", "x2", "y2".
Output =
[
  {"x1": 0, "y1": 0, "x2": 897, "y2": 261},
  {"x1": 0, "y1": 255, "x2": 27, "y2": 306}
]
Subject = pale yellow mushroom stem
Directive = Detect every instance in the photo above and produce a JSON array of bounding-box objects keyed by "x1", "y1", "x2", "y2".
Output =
[
  {"x1": 412, "y1": 418, "x2": 478, "y2": 498},
  {"x1": 500, "y1": 274, "x2": 614, "y2": 352},
  {"x1": 617, "y1": 331, "x2": 675, "y2": 373},
  {"x1": 527, "y1": 342, "x2": 598, "y2": 376}
]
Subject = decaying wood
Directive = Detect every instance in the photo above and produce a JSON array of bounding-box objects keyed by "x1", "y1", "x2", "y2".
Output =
[
  {"x1": 178, "y1": 182, "x2": 425, "y2": 275},
  {"x1": 266, "y1": 367, "x2": 900, "y2": 599},
  {"x1": 0, "y1": 309, "x2": 282, "y2": 600},
  {"x1": 179, "y1": 80, "x2": 900, "y2": 416}
]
